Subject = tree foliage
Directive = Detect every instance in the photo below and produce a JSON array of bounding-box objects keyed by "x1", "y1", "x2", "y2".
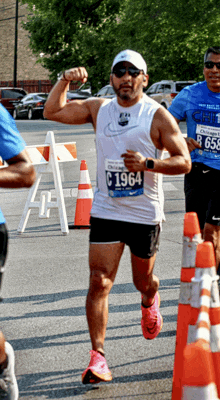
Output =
[
  {"x1": 21, "y1": 0, "x2": 220, "y2": 91},
  {"x1": 21, "y1": 0, "x2": 123, "y2": 89},
  {"x1": 118, "y1": 0, "x2": 220, "y2": 85}
]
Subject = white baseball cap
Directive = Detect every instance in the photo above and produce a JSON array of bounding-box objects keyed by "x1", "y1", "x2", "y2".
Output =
[{"x1": 111, "y1": 49, "x2": 147, "y2": 74}]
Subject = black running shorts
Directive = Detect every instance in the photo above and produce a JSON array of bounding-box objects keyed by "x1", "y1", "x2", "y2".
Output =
[
  {"x1": 0, "y1": 224, "x2": 8, "y2": 268},
  {"x1": 89, "y1": 217, "x2": 160, "y2": 259},
  {"x1": 184, "y1": 162, "x2": 220, "y2": 230}
]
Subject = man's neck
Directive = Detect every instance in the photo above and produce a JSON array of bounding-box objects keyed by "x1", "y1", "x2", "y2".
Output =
[{"x1": 117, "y1": 92, "x2": 144, "y2": 107}]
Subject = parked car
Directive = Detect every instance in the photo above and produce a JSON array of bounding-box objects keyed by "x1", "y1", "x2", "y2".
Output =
[
  {"x1": 67, "y1": 82, "x2": 92, "y2": 102},
  {"x1": 13, "y1": 92, "x2": 48, "y2": 119},
  {"x1": 94, "y1": 84, "x2": 116, "y2": 98},
  {"x1": 0, "y1": 87, "x2": 27, "y2": 115},
  {"x1": 145, "y1": 80, "x2": 196, "y2": 108}
]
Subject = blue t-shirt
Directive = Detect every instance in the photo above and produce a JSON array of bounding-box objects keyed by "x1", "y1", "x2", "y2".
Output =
[
  {"x1": 168, "y1": 81, "x2": 220, "y2": 170},
  {"x1": 0, "y1": 104, "x2": 26, "y2": 224}
]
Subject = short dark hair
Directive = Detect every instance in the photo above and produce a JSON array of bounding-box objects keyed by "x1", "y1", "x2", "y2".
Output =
[{"x1": 204, "y1": 46, "x2": 220, "y2": 63}]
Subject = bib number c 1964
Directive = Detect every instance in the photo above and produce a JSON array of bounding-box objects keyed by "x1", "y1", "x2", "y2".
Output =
[{"x1": 105, "y1": 159, "x2": 144, "y2": 198}]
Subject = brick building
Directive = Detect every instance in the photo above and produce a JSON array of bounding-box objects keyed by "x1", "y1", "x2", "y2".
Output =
[{"x1": 0, "y1": 0, "x2": 50, "y2": 82}]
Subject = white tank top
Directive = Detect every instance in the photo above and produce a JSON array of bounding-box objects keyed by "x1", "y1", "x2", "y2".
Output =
[{"x1": 91, "y1": 94, "x2": 164, "y2": 225}]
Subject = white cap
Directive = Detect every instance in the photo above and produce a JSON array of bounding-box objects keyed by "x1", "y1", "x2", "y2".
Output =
[{"x1": 111, "y1": 49, "x2": 147, "y2": 74}]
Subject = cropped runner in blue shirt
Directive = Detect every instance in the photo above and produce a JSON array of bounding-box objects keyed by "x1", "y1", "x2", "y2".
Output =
[
  {"x1": 0, "y1": 103, "x2": 35, "y2": 399},
  {"x1": 169, "y1": 46, "x2": 220, "y2": 273}
]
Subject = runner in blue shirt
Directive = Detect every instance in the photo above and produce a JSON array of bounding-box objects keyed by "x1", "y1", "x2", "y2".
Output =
[
  {"x1": 0, "y1": 103, "x2": 35, "y2": 399},
  {"x1": 168, "y1": 46, "x2": 220, "y2": 273}
]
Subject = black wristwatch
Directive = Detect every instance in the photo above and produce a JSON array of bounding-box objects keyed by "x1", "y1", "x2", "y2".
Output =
[{"x1": 145, "y1": 158, "x2": 154, "y2": 170}]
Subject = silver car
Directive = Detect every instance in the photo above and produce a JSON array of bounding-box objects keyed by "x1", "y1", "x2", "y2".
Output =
[
  {"x1": 145, "y1": 80, "x2": 196, "y2": 108},
  {"x1": 94, "y1": 85, "x2": 116, "y2": 98}
]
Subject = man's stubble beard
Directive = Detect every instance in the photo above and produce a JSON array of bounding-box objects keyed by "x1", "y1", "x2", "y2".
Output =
[
  {"x1": 112, "y1": 83, "x2": 132, "y2": 101},
  {"x1": 112, "y1": 82, "x2": 143, "y2": 102}
]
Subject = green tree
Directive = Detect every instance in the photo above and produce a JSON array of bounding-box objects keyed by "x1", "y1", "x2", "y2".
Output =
[
  {"x1": 118, "y1": 0, "x2": 220, "y2": 85},
  {"x1": 21, "y1": 0, "x2": 124, "y2": 91},
  {"x1": 21, "y1": 0, "x2": 220, "y2": 91}
]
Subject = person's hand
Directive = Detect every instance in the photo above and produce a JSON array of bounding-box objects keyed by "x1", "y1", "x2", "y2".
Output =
[
  {"x1": 121, "y1": 150, "x2": 146, "y2": 172},
  {"x1": 185, "y1": 137, "x2": 202, "y2": 153},
  {"x1": 63, "y1": 67, "x2": 88, "y2": 83}
]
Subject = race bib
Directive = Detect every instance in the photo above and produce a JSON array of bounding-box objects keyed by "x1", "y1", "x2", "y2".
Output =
[
  {"x1": 196, "y1": 124, "x2": 220, "y2": 154},
  {"x1": 105, "y1": 159, "x2": 144, "y2": 198}
]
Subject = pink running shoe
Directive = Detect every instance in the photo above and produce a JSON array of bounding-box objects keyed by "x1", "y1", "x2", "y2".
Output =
[
  {"x1": 141, "y1": 292, "x2": 163, "y2": 340},
  {"x1": 82, "y1": 350, "x2": 112, "y2": 384}
]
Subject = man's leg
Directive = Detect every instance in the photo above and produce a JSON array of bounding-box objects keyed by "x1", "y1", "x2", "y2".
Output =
[
  {"x1": 203, "y1": 223, "x2": 220, "y2": 272},
  {"x1": 82, "y1": 242, "x2": 125, "y2": 384},
  {"x1": 0, "y1": 223, "x2": 8, "y2": 299},
  {"x1": 131, "y1": 252, "x2": 159, "y2": 306},
  {"x1": 131, "y1": 252, "x2": 163, "y2": 340},
  {"x1": 203, "y1": 170, "x2": 220, "y2": 272},
  {"x1": 87, "y1": 242, "x2": 125, "y2": 353},
  {"x1": 0, "y1": 223, "x2": 18, "y2": 399},
  {"x1": 0, "y1": 224, "x2": 8, "y2": 370},
  {"x1": 0, "y1": 224, "x2": 7, "y2": 367}
]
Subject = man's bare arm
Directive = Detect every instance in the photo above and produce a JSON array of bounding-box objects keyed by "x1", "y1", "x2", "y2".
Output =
[
  {"x1": 122, "y1": 108, "x2": 192, "y2": 175},
  {"x1": 44, "y1": 67, "x2": 103, "y2": 127},
  {"x1": 150, "y1": 108, "x2": 191, "y2": 174},
  {"x1": 0, "y1": 150, "x2": 36, "y2": 188}
]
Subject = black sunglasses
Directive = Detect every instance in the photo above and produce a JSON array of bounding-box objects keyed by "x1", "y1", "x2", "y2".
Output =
[
  {"x1": 204, "y1": 61, "x2": 220, "y2": 69},
  {"x1": 112, "y1": 67, "x2": 143, "y2": 78}
]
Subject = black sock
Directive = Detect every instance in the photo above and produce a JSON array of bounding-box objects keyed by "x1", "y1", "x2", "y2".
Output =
[{"x1": 141, "y1": 299, "x2": 155, "y2": 308}]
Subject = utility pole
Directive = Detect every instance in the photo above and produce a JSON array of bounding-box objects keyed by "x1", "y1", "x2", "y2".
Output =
[{"x1": 13, "y1": 0, "x2": 19, "y2": 87}]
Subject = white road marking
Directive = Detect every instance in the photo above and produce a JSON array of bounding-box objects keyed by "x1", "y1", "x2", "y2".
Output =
[{"x1": 163, "y1": 182, "x2": 178, "y2": 191}]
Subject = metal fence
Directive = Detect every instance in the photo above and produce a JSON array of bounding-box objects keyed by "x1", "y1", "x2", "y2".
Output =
[{"x1": 0, "y1": 80, "x2": 79, "y2": 93}]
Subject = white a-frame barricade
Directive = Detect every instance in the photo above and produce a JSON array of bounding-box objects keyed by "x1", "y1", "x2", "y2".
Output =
[{"x1": 17, "y1": 131, "x2": 77, "y2": 235}]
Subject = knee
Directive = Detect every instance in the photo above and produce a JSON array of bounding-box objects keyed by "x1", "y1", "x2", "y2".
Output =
[
  {"x1": 89, "y1": 270, "x2": 113, "y2": 296},
  {"x1": 203, "y1": 223, "x2": 219, "y2": 246}
]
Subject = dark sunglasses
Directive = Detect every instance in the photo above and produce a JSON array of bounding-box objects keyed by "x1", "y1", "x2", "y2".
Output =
[
  {"x1": 112, "y1": 67, "x2": 143, "y2": 78},
  {"x1": 204, "y1": 61, "x2": 220, "y2": 69}
]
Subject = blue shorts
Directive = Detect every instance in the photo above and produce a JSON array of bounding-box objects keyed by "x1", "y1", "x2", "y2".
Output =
[{"x1": 89, "y1": 217, "x2": 160, "y2": 259}]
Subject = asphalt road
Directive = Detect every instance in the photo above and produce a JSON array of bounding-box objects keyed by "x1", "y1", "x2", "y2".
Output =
[{"x1": 0, "y1": 119, "x2": 187, "y2": 400}]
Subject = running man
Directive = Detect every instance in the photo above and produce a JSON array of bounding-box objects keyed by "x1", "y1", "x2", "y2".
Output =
[
  {"x1": 44, "y1": 49, "x2": 191, "y2": 384},
  {"x1": 0, "y1": 103, "x2": 36, "y2": 399},
  {"x1": 169, "y1": 46, "x2": 220, "y2": 273}
]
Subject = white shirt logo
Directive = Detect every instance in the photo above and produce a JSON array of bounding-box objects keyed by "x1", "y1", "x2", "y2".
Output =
[{"x1": 212, "y1": 216, "x2": 220, "y2": 221}]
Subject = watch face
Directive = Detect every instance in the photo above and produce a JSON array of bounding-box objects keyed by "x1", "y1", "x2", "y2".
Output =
[
  {"x1": 57, "y1": 72, "x2": 64, "y2": 80},
  {"x1": 147, "y1": 159, "x2": 154, "y2": 169}
]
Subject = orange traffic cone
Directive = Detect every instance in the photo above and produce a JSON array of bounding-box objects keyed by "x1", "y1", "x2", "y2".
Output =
[
  {"x1": 182, "y1": 339, "x2": 218, "y2": 400},
  {"x1": 183, "y1": 242, "x2": 220, "y2": 400},
  {"x1": 172, "y1": 212, "x2": 202, "y2": 400},
  {"x1": 187, "y1": 242, "x2": 216, "y2": 344},
  {"x1": 69, "y1": 160, "x2": 93, "y2": 229},
  {"x1": 182, "y1": 270, "x2": 218, "y2": 399},
  {"x1": 210, "y1": 306, "x2": 220, "y2": 399},
  {"x1": 194, "y1": 242, "x2": 220, "y2": 399}
]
